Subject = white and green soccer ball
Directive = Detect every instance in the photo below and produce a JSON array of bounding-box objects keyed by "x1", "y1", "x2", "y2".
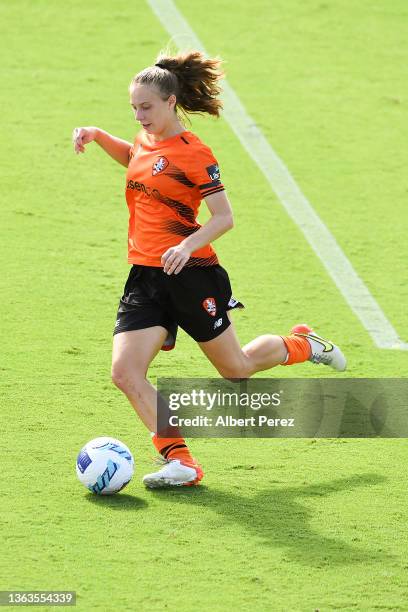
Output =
[{"x1": 76, "y1": 437, "x2": 134, "y2": 495}]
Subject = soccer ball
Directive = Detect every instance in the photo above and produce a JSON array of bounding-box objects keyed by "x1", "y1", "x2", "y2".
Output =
[{"x1": 76, "y1": 437, "x2": 134, "y2": 495}]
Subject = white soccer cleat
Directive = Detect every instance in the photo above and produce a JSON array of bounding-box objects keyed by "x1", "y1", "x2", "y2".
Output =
[
  {"x1": 142, "y1": 459, "x2": 204, "y2": 489},
  {"x1": 291, "y1": 323, "x2": 347, "y2": 372}
]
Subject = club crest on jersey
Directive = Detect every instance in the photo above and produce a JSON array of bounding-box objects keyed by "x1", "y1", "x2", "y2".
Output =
[
  {"x1": 206, "y1": 163, "x2": 220, "y2": 181},
  {"x1": 152, "y1": 156, "x2": 169, "y2": 176},
  {"x1": 202, "y1": 297, "x2": 217, "y2": 317}
]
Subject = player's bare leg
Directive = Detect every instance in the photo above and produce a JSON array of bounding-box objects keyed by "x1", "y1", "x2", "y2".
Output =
[
  {"x1": 198, "y1": 314, "x2": 346, "y2": 378},
  {"x1": 198, "y1": 319, "x2": 286, "y2": 378},
  {"x1": 111, "y1": 326, "x2": 168, "y2": 432},
  {"x1": 111, "y1": 327, "x2": 204, "y2": 488}
]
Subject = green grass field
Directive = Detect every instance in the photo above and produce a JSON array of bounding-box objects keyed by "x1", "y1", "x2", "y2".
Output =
[{"x1": 2, "y1": 0, "x2": 408, "y2": 610}]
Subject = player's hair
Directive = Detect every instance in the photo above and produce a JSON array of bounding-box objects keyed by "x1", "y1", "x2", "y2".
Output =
[{"x1": 129, "y1": 49, "x2": 224, "y2": 120}]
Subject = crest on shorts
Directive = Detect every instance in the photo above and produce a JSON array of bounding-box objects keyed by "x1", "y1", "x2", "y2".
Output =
[
  {"x1": 202, "y1": 297, "x2": 217, "y2": 317},
  {"x1": 152, "y1": 156, "x2": 169, "y2": 176}
]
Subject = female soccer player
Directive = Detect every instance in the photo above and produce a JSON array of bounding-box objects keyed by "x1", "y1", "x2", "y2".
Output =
[{"x1": 72, "y1": 50, "x2": 346, "y2": 489}]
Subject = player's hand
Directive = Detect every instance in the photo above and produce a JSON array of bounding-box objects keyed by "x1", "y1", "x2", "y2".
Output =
[
  {"x1": 161, "y1": 244, "x2": 191, "y2": 275},
  {"x1": 72, "y1": 126, "x2": 98, "y2": 154}
]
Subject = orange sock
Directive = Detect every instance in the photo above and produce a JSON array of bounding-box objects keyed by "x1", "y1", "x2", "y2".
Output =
[
  {"x1": 280, "y1": 334, "x2": 311, "y2": 365},
  {"x1": 151, "y1": 434, "x2": 196, "y2": 466}
]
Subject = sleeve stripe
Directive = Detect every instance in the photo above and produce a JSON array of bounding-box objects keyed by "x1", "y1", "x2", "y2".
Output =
[
  {"x1": 199, "y1": 179, "x2": 221, "y2": 190},
  {"x1": 201, "y1": 185, "x2": 225, "y2": 198}
]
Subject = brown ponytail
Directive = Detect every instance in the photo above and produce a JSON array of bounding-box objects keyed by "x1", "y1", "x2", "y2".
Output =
[{"x1": 130, "y1": 49, "x2": 224, "y2": 119}]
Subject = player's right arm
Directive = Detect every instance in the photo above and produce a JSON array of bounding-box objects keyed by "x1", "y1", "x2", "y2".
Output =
[{"x1": 72, "y1": 127, "x2": 132, "y2": 167}]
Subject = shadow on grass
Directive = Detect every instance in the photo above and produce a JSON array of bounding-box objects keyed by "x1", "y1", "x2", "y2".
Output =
[
  {"x1": 85, "y1": 492, "x2": 148, "y2": 511},
  {"x1": 146, "y1": 472, "x2": 391, "y2": 567}
]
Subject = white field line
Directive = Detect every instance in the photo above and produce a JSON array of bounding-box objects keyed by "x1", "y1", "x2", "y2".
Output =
[{"x1": 147, "y1": 0, "x2": 408, "y2": 350}]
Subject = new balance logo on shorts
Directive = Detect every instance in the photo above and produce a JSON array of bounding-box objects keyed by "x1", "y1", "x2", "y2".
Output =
[
  {"x1": 202, "y1": 297, "x2": 217, "y2": 317},
  {"x1": 213, "y1": 317, "x2": 223, "y2": 330}
]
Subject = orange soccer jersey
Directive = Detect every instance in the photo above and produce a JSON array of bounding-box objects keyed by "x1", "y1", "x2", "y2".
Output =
[{"x1": 125, "y1": 129, "x2": 225, "y2": 267}]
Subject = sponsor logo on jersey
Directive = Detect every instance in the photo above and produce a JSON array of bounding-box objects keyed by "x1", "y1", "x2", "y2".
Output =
[
  {"x1": 214, "y1": 317, "x2": 223, "y2": 329},
  {"x1": 152, "y1": 156, "x2": 169, "y2": 176},
  {"x1": 202, "y1": 297, "x2": 217, "y2": 317},
  {"x1": 127, "y1": 179, "x2": 156, "y2": 196},
  {"x1": 126, "y1": 180, "x2": 195, "y2": 223},
  {"x1": 206, "y1": 163, "x2": 220, "y2": 181}
]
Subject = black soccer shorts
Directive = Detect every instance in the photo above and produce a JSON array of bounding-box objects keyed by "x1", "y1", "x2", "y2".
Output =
[{"x1": 113, "y1": 264, "x2": 244, "y2": 350}]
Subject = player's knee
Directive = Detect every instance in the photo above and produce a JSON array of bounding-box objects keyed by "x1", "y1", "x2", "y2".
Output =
[
  {"x1": 216, "y1": 361, "x2": 251, "y2": 381},
  {"x1": 111, "y1": 364, "x2": 145, "y2": 393},
  {"x1": 111, "y1": 366, "x2": 130, "y2": 391}
]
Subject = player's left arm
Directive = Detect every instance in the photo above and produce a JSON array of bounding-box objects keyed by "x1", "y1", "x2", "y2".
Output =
[{"x1": 161, "y1": 191, "x2": 234, "y2": 275}]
